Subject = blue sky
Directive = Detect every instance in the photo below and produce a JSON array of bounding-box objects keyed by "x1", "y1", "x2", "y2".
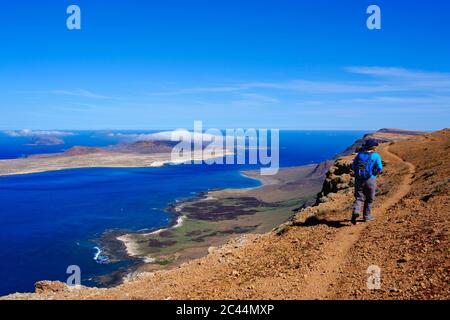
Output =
[{"x1": 0, "y1": 0, "x2": 449, "y2": 130}]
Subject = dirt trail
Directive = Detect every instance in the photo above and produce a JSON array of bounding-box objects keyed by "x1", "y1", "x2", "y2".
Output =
[{"x1": 299, "y1": 146, "x2": 416, "y2": 299}]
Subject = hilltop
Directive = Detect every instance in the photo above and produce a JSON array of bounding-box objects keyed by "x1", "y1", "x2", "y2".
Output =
[
  {"x1": 3, "y1": 129, "x2": 449, "y2": 300},
  {"x1": 339, "y1": 128, "x2": 426, "y2": 156}
]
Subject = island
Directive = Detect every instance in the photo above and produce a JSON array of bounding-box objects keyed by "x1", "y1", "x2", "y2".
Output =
[{"x1": 0, "y1": 140, "x2": 232, "y2": 176}]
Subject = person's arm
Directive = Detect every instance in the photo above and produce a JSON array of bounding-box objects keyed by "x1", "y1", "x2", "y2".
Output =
[
  {"x1": 375, "y1": 153, "x2": 383, "y2": 174},
  {"x1": 352, "y1": 154, "x2": 358, "y2": 171}
]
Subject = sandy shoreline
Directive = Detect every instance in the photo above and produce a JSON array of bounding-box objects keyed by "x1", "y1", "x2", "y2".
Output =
[
  {"x1": 114, "y1": 165, "x2": 320, "y2": 263},
  {"x1": 116, "y1": 234, "x2": 142, "y2": 257},
  {"x1": 115, "y1": 170, "x2": 268, "y2": 260},
  {"x1": 117, "y1": 214, "x2": 187, "y2": 258}
]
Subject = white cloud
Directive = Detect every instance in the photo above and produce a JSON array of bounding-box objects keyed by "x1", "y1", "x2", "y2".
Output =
[
  {"x1": 340, "y1": 95, "x2": 450, "y2": 105},
  {"x1": 148, "y1": 66, "x2": 450, "y2": 96},
  {"x1": 4, "y1": 129, "x2": 75, "y2": 137},
  {"x1": 346, "y1": 66, "x2": 450, "y2": 92},
  {"x1": 49, "y1": 89, "x2": 111, "y2": 99},
  {"x1": 347, "y1": 66, "x2": 450, "y2": 80},
  {"x1": 109, "y1": 130, "x2": 219, "y2": 143}
]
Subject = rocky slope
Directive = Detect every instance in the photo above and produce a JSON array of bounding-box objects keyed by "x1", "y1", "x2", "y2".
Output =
[{"x1": 3, "y1": 129, "x2": 449, "y2": 300}]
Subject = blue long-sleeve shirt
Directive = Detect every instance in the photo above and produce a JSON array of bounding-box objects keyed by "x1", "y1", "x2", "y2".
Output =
[{"x1": 352, "y1": 151, "x2": 383, "y2": 179}]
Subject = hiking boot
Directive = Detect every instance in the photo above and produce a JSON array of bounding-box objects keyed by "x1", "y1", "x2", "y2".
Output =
[
  {"x1": 364, "y1": 215, "x2": 375, "y2": 222},
  {"x1": 351, "y1": 213, "x2": 359, "y2": 225}
]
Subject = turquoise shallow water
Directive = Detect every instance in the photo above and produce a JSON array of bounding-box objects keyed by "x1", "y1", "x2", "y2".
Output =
[{"x1": 0, "y1": 130, "x2": 364, "y2": 296}]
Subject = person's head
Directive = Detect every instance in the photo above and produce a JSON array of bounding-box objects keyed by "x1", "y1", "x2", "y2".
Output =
[{"x1": 362, "y1": 139, "x2": 379, "y2": 151}]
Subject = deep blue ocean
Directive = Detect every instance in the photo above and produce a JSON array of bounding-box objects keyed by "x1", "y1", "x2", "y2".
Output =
[{"x1": 0, "y1": 130, "x2": 364, "y2": 296}]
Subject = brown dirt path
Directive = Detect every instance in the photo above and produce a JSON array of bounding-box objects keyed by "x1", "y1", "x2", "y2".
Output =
[{"x1": 299, "y1": 145, "x2": 416, "y2": 299}]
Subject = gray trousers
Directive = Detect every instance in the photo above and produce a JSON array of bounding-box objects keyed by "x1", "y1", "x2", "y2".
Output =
[{"x1": 353, "y1": 177, "x2": 377, "y2": 217}]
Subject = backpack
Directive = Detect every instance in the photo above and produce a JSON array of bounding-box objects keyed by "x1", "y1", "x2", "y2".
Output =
[{"x1": 354, "y1": 152, "x2": 373, "y2": 180}]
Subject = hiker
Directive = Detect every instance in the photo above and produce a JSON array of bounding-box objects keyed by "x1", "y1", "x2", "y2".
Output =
[{"x1": 351, "y1": 139, "x2": 383, "y2": 224}]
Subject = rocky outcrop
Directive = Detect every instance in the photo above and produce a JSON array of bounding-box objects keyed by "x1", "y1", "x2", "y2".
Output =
[
  {"x1": 35, "y1": 281, "x2": 69, "y2": 294},
  {"x1": 316, "y1": 157, "x2": 354, "y2": 204}
]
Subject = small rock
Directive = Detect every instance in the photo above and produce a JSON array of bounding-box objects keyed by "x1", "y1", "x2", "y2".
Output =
[
  {"x1": 35, "y1": 281, "x2": 69, "y2": 294},
  {"x1": 397, "y1": 254, "x2": 411, "y2": 263},
  {"x1": 208, "y1": 246, "x2": 217, "y2": 254}
]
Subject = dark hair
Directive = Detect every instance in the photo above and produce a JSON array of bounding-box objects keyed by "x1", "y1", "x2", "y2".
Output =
[{"x1": 363, "y1": 139, "x2": 379, "y2": 148}]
